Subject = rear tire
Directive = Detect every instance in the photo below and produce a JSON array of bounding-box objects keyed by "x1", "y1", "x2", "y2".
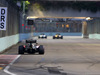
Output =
[
  {"x1": 38, "y1": 36, "x2": 40, "y2": 39},
  {"x1": 18, "y1": 45, "x2": 24, "y2": 54},
  {"x1": 61, "y1": 36, "x2": 63, "y2": 39},
  {"x1": 53, "y1": 36, "x2": 55, "y2": 39},
  {"x1": 38, "y1": 45, "x2": 44, "y2": 54},
  {"x1": 45, "y1": 36, "x2": 47, "y2": 39}
]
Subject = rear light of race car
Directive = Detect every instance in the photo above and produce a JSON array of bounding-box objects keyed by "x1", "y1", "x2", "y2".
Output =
[{"x1": 23, "y1": 45, "x2": 26, "y2": 48}]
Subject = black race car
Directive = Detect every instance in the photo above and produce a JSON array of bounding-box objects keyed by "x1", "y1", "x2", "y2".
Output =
[
  {"x1": 53, "y1": 34, "x2": 63, "y2": 39},
  {"x1": 18, "y1": 40, "x2": 45, "y2": 54},
  {"x1": 38, "y1": 34, "x2": 47, "y2": 39}
]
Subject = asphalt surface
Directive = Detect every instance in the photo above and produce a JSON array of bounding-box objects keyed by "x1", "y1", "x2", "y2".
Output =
[{"x1": 1, "y1": 36, "x2": 100, "y2": 75}]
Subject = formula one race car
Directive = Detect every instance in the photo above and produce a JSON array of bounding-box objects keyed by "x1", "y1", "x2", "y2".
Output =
[
  {"x1": 38, "y1": 34, "x2": 47, "y2": 39},
  {"x1": 53, "y1": 34, "x2": 63, "y2": 39},
  {"x1": 18, "y1": 40, "x2": 45, "y2": 54}
]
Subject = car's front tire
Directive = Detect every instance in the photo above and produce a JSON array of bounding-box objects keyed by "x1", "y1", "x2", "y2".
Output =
[{"x1": 18, "y1": 45, "x2": 24, "y2": 54}]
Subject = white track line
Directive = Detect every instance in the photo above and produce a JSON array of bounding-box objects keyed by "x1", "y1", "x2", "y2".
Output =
[{"x1": 3, "y1": 55, "x2": 21, "y2": 75}]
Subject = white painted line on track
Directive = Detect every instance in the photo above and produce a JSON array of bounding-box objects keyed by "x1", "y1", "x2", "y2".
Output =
[{"x1": 3, "y1": 55, "x2": 21, "y2": 75}]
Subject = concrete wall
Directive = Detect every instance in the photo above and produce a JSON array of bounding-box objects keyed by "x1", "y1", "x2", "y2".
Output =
[
  {"x1": 0, "y1": 33, "x2": 32, "y2": 52},
  {"x1": 0, "y1": 34, "x2": 19, "y2": 52},
  {"x1": 89, "y1": 34, "x2": 100, "y2": 39},
  {"x1": 33, "y1": 32, "x2": 82, "y2": 36}
]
